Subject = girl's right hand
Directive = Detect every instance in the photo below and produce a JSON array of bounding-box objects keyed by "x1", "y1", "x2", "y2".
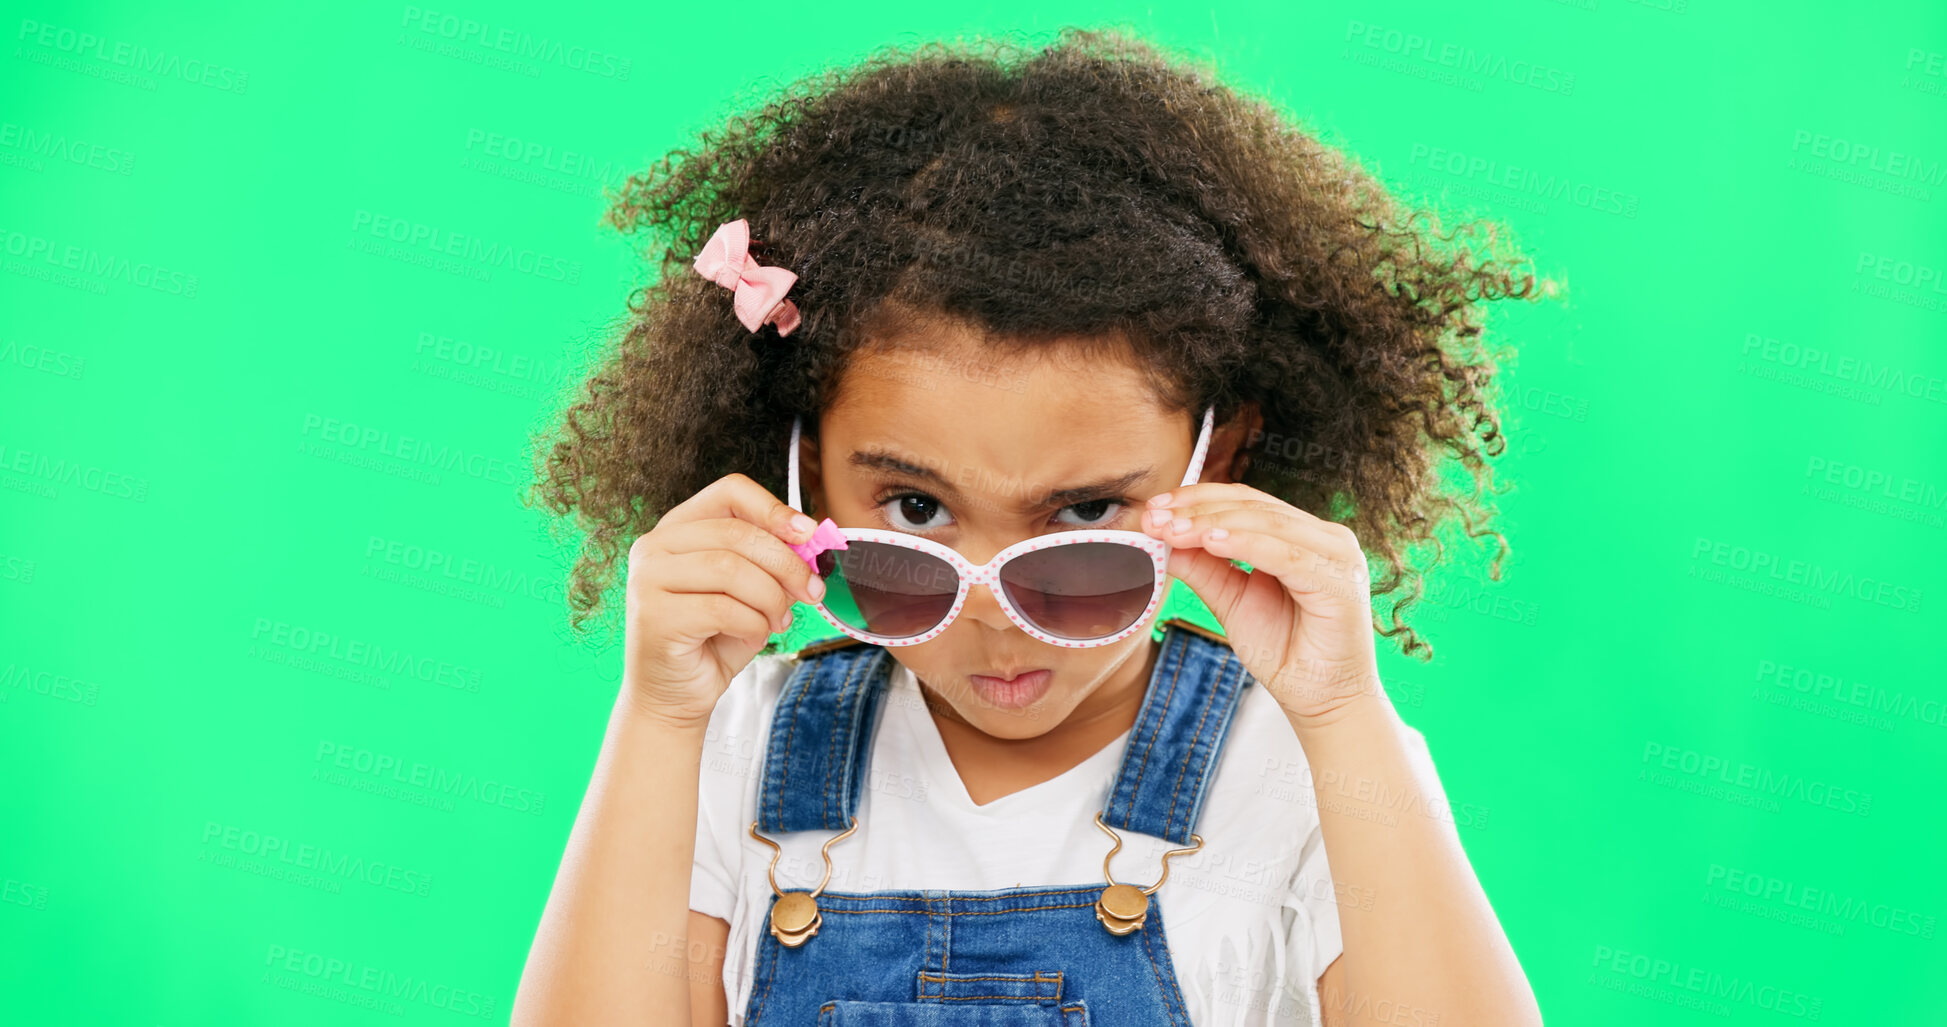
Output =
[{"x1": 621, "y1": 472, "x2": 827, "y2": 728}]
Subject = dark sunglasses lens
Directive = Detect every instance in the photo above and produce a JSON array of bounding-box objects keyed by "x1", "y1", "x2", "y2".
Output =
[
  {"x1": 998, "y1": 542, "x2": 1156, "y2": 640},
  {"x1": 817, "y1": 541, "x2": 960, "y2": 640}
]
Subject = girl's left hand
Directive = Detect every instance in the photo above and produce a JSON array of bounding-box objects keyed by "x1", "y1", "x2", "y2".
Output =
[{"x1": 1142, "y1": 483, "x2": 1383, "y2": 724}]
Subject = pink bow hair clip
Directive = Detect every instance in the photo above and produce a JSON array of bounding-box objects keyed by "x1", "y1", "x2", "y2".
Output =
[
  {"x1": 692, "y1": 218, "x2": 802, "y2": 336},
  {"x1": 787, "y1": 517, "x2": 847, "y2": 574}
]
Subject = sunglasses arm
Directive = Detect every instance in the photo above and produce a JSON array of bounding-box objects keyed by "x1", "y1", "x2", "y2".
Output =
[
  {"x1": 788, "y1": 415, "x2": 805, "y2": 513},
  {"x1": 1180, "y1": 406, "x2": 1216, "y2": 487}
]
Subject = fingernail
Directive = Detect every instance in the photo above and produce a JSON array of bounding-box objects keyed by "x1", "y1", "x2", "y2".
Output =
[
  {"x1": 790, "y1": 513, "x2": 817, "y2": 537},
  {"x1": 1148, "y1": 493, "x2": 1174, "y2": 508},
  {"x1": 1207, "y1": 528, "x2": 1229, "y2": 540},
  {"x1": 1145, "y1": 508, "x2": 1171, "y2": 527},
  {"x1": 809, "y1": 577, "x2": 826, "y2": 601},
  {"x1": 782, "y1": 611, "x2": 794, "y2": 630}
]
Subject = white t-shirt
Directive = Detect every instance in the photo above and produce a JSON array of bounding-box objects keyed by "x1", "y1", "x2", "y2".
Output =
[{"x1": 690, "y1": 647, "x2": 1442, "y2": 1026}]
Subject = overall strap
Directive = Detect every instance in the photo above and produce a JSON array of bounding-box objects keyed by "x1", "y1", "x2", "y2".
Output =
[
  {"x1": 1099, "y1": 621, "x2": 1255, "y2": 845},
  {"x1": 755, "y1": 640, "x2": 898, "y2": 833}
]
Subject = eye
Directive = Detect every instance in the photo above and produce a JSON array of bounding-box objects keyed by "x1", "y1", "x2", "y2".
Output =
[
  {"x1": 873, "y1": 491, "x2": 1130, "y2": 532},
  {"x1": 1053, "y1": 498, "x2": 1126, "y2": 528},
  {"x1": 877, "y1": 491, "x2": 954, "y2": 531}
]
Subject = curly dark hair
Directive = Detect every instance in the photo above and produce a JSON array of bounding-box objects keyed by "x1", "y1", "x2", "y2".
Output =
[{"x1": 525, "y1": 26, "x2": 1556, "y2": 660}]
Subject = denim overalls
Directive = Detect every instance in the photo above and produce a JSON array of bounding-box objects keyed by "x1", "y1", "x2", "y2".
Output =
[{"x1": 740, "y1": 617, "x2": 1254, "y2": 1026}]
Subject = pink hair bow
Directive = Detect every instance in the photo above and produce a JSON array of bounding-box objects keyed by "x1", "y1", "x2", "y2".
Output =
[
  {"x1": 787, "y1": 518, "x2": 847, "y2": 573},
  {"x1": 692, "y1": 218, "x2": 802, "y2": 336}
]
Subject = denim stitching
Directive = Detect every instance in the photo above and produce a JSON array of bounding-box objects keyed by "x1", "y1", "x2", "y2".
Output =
[
  {"x1": 1121, "y1": 627, "x2": 1189, "y2": 829},
  {"x1": 916, "y1": 970, "x2": 1063, "y2": 1002},
  {"x1": 1139, "y1": 904, "x2": 1189, "y2": 1027},
  {"x1": 766, "y1": 660, "x2": 817, "y2": 831},
  {"x1": 820, "y1": 899, "x2": 1097, "y2": 916},
  {"x1": 815, "y1": 885, "x2": 1101, "y2": 904},
  {"x1": 925, "y1": 994, "x2": 1060, "y2": 1002},
  {"x1": 842, "y1": 649, "x2": 890, "y2": 826},
  {"x1": 1107, "y1": 625, "x2": 1176, "y2": 826},
  {"x1": 1109, "y1": 628, "x2": 1174, "y2": 826},
  {"x1": 1162, "y1": 650, "x2": 1233, "y2": 842},
  {"x1": 940, "y1": 890, "x2": 953, "y2": 972},
  {"x1": 839, "y1": 651, "x2": 881, "y2": 825},
  {"x1": 825, "y1": 650, "x2": 866, "y2": 827},
  {"x1": 921, "y1": 890, "x2": 935, "y2": 991},
  {"x1": 823, "y1": 654, "x2": 844, "y2": 827}
]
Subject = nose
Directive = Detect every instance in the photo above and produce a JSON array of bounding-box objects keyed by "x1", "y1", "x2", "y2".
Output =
[
  {"x1": 956, "y1": 576, "x2": 1016, "y2": 633},
  {"x1": 948, "y1": 540, "x2": 1021, "y2": 634}
]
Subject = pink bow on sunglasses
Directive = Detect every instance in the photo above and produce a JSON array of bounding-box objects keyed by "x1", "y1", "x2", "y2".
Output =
[
  {"x1": 693, "y1": 218, "x2": 802, "y2": 336},
  {"x1": 784, "y1": 407, "x2": 1217, "y2": 648}
]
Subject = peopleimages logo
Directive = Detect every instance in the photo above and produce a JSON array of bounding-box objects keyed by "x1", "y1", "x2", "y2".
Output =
[
  {"x1": 300, "y1": 413, "x2": 521, "y2": 486},
  {"x1": 313, "y1": 742, "x2": 545, "y2": 815},
  {"x1": 1344, "y1": 20, "x2": 1575, "y2": 94},
  {"x1": 263, "y1": 944, "x2": 496, "y2": 1019},
  {"x1": 1753, "y1": 657, "x2": 1947, "y2": 730},
  {"x1": 201, "y1": 821, "x2": 433, "y2": 897},
  {"x1": 1705, "y1": 864, "x2": 1936, "y2": 939},
  {"x1": 14, "y1": 19, "x2": 251, "y2": 93},
  {"x1": 1589, "y1": 945, "x2": 1822, "y2": 1020},
  {"x1": 1789, "y1": 130, "x2": 1947, "y2": 188},
  {"x1": 1689, "y1": 536, "x2": 1923, "y2": 613},
  {"x1": 250, "y1": 617, "x2": 483, "y2": 694},
  {"x1": 397, "y1": 7, "x2": 632, "y2": 80},
  {"x1": 1640, "y1": 743, "x2": 1872, "y2": 816},
  {"x1": 1739, "y1": 331, "x2": 1947, "y2": 407},
  {"x1": 0, "y1": 442, "x2": 150, "y2": 501},
  {"x1": 348, "y1": 209, "x2": 582, "y2": 284},
  {"x1": 1408, "y1": 143, "x2": 1639, "y2": 218}
]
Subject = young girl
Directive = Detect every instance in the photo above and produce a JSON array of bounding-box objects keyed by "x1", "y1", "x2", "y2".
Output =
[{"x1": 516, "y1": 28, "x2": 1547, "y2": 1027}]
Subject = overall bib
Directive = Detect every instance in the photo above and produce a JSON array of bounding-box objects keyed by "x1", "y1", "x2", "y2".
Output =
[{"x1": 740, "y1": 618, "x2": 1255, "y2": 1026}]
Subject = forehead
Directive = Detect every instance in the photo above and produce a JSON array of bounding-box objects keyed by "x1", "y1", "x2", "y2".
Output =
[{"x1": 822, "y1": 333, "x2": 1181, "y2": 510}]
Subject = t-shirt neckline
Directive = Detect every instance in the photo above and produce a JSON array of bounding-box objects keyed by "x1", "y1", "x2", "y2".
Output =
[{"x1": 887, "y1": 661, "x2": 1134, "y2": 814}]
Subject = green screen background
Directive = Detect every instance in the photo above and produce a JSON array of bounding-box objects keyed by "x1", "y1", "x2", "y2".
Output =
[{"x1": 4, "y1": 2, "x2": 1943, "y2": 1023}]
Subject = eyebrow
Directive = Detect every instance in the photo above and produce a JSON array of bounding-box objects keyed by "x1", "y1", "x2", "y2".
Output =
[{"x1": 849, "y1": 449, "x2": 1155, "y2": 507}]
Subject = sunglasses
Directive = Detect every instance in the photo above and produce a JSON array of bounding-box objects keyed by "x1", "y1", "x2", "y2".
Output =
[{"x1": 785, "y1": 406, "x2": 1216, "y2": 648}]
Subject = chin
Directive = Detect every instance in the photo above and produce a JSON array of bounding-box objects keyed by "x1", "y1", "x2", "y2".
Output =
[{"x1": 958, "y1": 700, "x2": 1063, "y2": 739}]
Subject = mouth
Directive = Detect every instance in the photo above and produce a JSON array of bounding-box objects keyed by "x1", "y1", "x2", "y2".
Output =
[{"x1": 967, "y1": 668, "x2": 1053, "y2": 711}]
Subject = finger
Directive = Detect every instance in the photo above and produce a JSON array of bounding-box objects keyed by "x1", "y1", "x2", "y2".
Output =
[
  {"x1": 1145, "y1": 501, "x2": 1361, "y2": 565},
  {"x1": 1188, "y1": 511, "x2": 1371, "y2": 610},
  {"x1": 655, "y1": 519, "x2": 823, "y2": 607},
  {"x1": 650, "y1": 549, "x2": 803, "y2": 633},
  {"x1": 1151, "y1": 483, "x2": 1361, "y2": 542},
  {"x1": 1145, "y1": 481, "x2": 1262, "y2": 510},
  {"x1": 1151, "y1": 484, "x2": 1348, "y2": 537},
  {"x1": 650, "y1": 591, "x2": 780, "y2": 649},
  {"x1": 1162, "y1": 544, "x2": 1258, "y2": 624},
  {"x1": 659, "y1": 472, "x2": 820, "y2": 547},
  {"x1": 656, "y1": 516, "x2": 824, "y2": 605}
]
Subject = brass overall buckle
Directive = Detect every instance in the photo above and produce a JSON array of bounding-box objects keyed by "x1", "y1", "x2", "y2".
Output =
[
  {"x1": 748, "y1": 816, "x2": 859, "y2": 948},
  {"x1": 1091, "y1": 811, "x2": 1203, "y2": 936}
]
